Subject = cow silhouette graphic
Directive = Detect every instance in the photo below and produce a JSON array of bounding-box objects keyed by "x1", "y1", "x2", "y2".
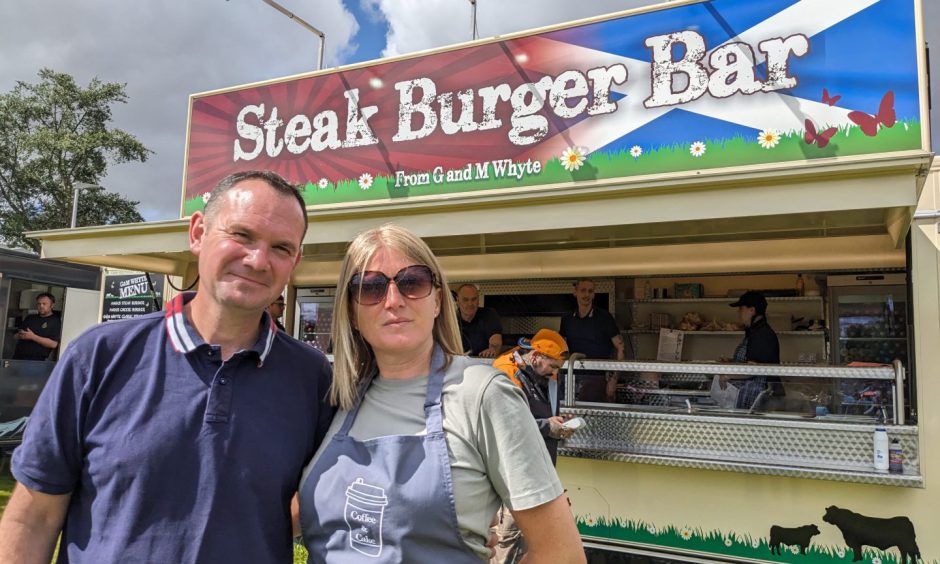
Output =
[
  {"x1": 823, "y1": 505, "x2": 920, "y2": 563},
  {"x1": 769, "y1": 524, "x2": 820, "y2": 555}
]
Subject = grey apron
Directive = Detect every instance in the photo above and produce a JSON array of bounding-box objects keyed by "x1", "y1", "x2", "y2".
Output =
[{"x1": 299, "y1": 348, "x2": 483, "y2": 563}]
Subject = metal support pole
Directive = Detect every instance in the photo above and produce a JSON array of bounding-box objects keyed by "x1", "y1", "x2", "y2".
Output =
[
  {"x1": 70, "y1": 187, "x2": 81, "y2": 229},
  {"x1": 70, "y1": 182, "x2": 101, "y2": 229},
  {"x1": 469, "y1": 0, "x2": 478, "y2": 40},
  {"x1": 261, "y1": 0, "x2": 326, "y2": 70}
]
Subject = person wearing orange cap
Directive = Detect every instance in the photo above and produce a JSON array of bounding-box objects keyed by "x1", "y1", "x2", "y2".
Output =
[
  {"x1": 491, "y1": 329, "x2": 578, "y2": 564},
  {"x1": 493, "y1": 328, "x2": 574, "y2": 462}
]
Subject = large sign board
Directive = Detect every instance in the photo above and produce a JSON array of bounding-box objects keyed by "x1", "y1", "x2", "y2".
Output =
[
  {"x1": 182, "y1": 0, "x2": 925, "y2": 215},
  {"x1": 101, "y1": 273, "x2": 164, "y2": 322}
]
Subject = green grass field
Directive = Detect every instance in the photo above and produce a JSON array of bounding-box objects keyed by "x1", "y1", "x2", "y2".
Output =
[{"x1": 183, "y1": 120, "x2": 922, "y2": 215}]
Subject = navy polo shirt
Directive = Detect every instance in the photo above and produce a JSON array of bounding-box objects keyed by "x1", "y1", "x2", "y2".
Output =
[
  {"x1": 13, "y1": 292, "x2": 334, "y2": 564},
  {"x1": 559, "y1": 307, "x2": 620, "y2": 359}
]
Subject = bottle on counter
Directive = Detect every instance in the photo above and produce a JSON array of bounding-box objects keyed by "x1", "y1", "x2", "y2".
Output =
[
  {"x1": 873, "y1": 427, "x2": 889, "y2": 472},
  {"x1": 889, "y1": 438, "x2": 904, "y2": 474},
  {"x1": 795, "y1": 273, "x2": 805, "y2": 297}
]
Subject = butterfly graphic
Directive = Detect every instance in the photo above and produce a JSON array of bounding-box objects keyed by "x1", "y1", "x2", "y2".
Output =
[
  {"x1": 822, "y1": 88, "x2": 841, "y2": 106},
  {"x1": 848, "y1": 91, "x2": 896, "y2": 136},
  {"x1": 804, "y1": 119, "x2": 837, "y2": 148}
]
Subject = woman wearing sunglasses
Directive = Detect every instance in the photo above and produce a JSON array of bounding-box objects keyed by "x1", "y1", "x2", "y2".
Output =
[{"x1": 297, "y1": 224, "x2": 584, "y2": 563}]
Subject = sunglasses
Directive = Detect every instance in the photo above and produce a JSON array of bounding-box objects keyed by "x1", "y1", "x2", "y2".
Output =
[{"x1": 349, "y1": 265, "x2": 438, "y2": 305}]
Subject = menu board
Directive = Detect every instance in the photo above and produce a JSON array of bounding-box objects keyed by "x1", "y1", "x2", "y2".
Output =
[
  {"x1": 101, "y1": 273, "x2": 164, "y2": 321},
  {"x1": 657, "y1": 329, "x2": 684, "y2": 362}
]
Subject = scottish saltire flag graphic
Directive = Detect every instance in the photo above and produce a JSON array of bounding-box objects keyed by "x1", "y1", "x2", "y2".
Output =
[{"x1": 182, "y1": 0, "x2": 923, "y2": 214}]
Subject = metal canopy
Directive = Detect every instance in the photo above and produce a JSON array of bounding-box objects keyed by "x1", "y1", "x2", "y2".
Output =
[{"x1": 27, "y1": 153, "x2": 932, "y2": 279}]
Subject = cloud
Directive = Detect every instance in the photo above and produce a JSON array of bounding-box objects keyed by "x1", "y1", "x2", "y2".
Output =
[
  {"x1": 370, "y1": 0, "x2": 655, "y2": 58},
  {"x1": 3, "y1": 0, "x2": 938, "y2": 222},
  {"x1": 0, "y1": 0, "x2": 357, "y2": 221}
]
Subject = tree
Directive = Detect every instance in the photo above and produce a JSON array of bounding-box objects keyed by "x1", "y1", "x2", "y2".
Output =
[{"x1": 0, "y1": 69, "x2": 152, "y2": 252}]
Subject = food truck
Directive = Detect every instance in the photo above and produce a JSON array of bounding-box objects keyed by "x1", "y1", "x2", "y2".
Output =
[
  {"x1": 0, "y1": 247, "x2": 100, "y2": 421},
  {"x1": 28, "y1": 0, "x2": 938, "y2": 561}
]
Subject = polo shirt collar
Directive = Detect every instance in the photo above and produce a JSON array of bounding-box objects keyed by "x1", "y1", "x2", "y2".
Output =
[
  {"x1": 164, "y1": 292, "x2": 277, "y2": 363},
  {"x1": 573, "y1": 308, "x2": 595, "y2": 318}
]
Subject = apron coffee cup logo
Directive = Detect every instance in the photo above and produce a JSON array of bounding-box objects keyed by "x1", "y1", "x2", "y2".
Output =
[{"x1": 345, "y1": 478, "x2": 388, "y2": 557}]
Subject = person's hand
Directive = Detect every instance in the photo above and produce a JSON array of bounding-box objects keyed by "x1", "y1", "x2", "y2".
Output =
[
  {"x1": 547, "y1": 416, "x2": 574, "y2": 439},
  {"x1": 487, "y1": 513, "x2": 500, "y2": 558},
  {"x1": 605, "y1": 373, "x2": 618, "y2": 402},
  {"x1": 17, "y1": 328, "x2": 35, "y2": 341},
  {"x1": 479, "y1": 346, "x2": 498, "y2": 358}
]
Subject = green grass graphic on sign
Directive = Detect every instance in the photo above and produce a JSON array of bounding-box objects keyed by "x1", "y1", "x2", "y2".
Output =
[{"x1": 182, "y1": 121, "x2": 921, "y2": 215}]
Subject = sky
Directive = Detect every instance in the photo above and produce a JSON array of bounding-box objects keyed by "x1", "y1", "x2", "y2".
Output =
[{"x1": 2, "y1": 0, "x2": 938, "y2": 221}]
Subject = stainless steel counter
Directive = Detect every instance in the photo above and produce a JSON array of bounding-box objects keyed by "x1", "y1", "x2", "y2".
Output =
[
  {"x1": 558, "y1": 406, "x2": 921, "y2": 487},
  {"x1": 555, "y1": 360, "x2": 919, "y2": 487}
]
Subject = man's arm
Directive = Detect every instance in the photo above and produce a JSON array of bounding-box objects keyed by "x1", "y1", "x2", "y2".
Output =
[
  {"x1": 0, "y1": 484, "x2": 70, "y2": 564},
  {"x1": 16, "y1": 329, "x2": 58, "y2": 351},
  {"x1": 512, "y1": 495, "x2": 585, "y2": 564},
  {"x1": 479, "y1": 333, "x2": 503, "y2": 358},
  {"x1": 611, "y1": 334, "x2": 625, "y2": 361},
  {"x1": 535, "y1": 416, "x2": 572, "y2": 439},
  {"x1": 479, "y1": 309, "x2": 504, "y2": 358}
]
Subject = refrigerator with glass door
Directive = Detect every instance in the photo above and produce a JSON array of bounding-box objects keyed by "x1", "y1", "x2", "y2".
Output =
[{"x1": 294, "y1": 287, "x2": 335, "y2": 353}]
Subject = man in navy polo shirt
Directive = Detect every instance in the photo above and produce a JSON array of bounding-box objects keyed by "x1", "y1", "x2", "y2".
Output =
[
  {"x1": 559, "y1": 278, "x2": 625, "y2": 402},
  {"x1": 0, "y1": 171, "x2": 333, "y2": 564}
]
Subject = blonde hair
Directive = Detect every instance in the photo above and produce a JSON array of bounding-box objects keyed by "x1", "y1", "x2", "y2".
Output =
[{"x1": 330, "y1": 224, "x2": 463, "y2": 410}]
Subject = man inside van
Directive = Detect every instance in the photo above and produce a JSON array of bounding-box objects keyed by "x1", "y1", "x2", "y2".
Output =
[
  {"x1": 712, "y1": 290, "x2": 781, "y2": 409},
  {"x1": 456, "y1": 283, "x2": 503, "y2": 357},
  {"x1": 560, "y1": 278, "x2": 625, "y2": 402},
  {"x1": 12, "y1": 293, "x2": 61, "y2": 361}
]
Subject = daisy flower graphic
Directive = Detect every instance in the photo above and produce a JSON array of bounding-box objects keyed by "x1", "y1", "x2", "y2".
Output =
[
  {"x1": 630, "y1": 145, "x2": 643, "y2": 159},
  {"x1": 689, "y1": 141, "x2": 706, "y2": 157},
  {"x1": 790, "y1": 545, "x2": 800, "y2": 554},
  {"x1": 871, "y1": 558, "x2": 882, "y2": 564},
  {"x1": 317, "y1": 178, "x2": 329, "y2": 190},
  {"x1": 724, "y1": 538, "x2": 733, "y2": 547},
  {"x1": 584, "y1": 516, "x2": 597, "y2": 527},
  {"x1": 751, "y1": 539, "x2": 760, "y2": 549},
  {"x1": 679, "y1": 528, "x2": 692, "y2": 540},
  {"x1": 358, "y1": 173, "x2": 374, "y2": 190},
  {"x1": 560, "y1": 146, "x2": 586, "y2": 171},
  {"x1": 201, "y1": 192, "x2": 211, "y2": 204},
  {"x1": 646, "y1": 525, "x2": 657, "y2": 535},
  {"x1": 835, "y1": 547, "x2": 845, "y2": 558},
  {"x1": 757, "y1": 129, "x2": 781, "y2": 149}
]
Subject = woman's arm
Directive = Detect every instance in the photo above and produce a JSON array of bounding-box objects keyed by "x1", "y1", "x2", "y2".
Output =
[
  {"x1": 512, "y1": 494, "x2": 585, "y2": 564},
  {"x1": 472, "y1": 368, "x2": 583, "y2": 562}
]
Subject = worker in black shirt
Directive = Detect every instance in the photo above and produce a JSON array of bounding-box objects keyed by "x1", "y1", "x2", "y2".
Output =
[
  {"x1": 559, "y1": 278, "x2": 625, "y2": 402},
  {"x1": 712, "y1": 291, "x2": 781, "y2": 409},
  {"x1": 13, "y1": 293, "x2": 61, "y2": 361},
  {"x1": 456, "y1": 283, "x2": 503, "y2": 357}
]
